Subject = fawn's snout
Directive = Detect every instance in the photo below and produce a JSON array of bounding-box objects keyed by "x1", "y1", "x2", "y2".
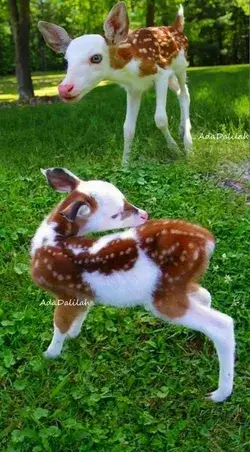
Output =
[
  {"x1": 137, "y1": 209, "x2": 148, "y2": 221},
  {"x1": 58, "y1": 83, "x2": 75, "y2": 99}
]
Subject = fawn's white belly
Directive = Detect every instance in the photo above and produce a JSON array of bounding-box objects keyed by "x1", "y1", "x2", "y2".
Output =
[{"x1": 82, "y1": 250, "x2": 161, "y2": 307}]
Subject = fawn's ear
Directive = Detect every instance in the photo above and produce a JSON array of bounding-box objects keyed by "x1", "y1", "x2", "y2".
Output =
[
  {"x1": 60, "y1": 201, "x2": 91, "y2": 222},
  {"x1": 104, "y1": 2, "x2": 129, "y2": 45},
  {"x1": 41, "y1": 168, "x2": 80, "y2": 193},
  {"x1": 38, "y1": 21, "x2": 71, "y2": 53}
]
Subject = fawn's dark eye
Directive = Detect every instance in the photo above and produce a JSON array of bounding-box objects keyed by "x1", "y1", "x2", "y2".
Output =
[
  {"x1": 90, "y1": 54, "x2": 102, "y2": 64},
  {"x1": 111, "y1": 213, "x2": 119, "y2": 219}
]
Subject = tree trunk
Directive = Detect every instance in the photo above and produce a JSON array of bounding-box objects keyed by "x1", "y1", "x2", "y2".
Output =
[
  {"x1": 146, "y1": 1, "x2": 155, "y2": 27},
  {"x1": 8, "y1": 0, "x2": 34, "y2": 100}
]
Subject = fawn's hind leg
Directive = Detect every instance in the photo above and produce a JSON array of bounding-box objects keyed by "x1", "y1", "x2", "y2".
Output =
[
  {"x1": 188, "y1": 284, "x2": 212, "y2": 308},
  {"x1": 154, "y1": 71, "x2": 179, "y2": 151},
  {"x1": 151, "y1": 290, "x2": 235, "y2": 402},
  {"x1": 44, "y1": 298, "x2": 92, "y2": 358},
  {"x1": 176, "y1": 69, "x2": 192, "y2": 151}
]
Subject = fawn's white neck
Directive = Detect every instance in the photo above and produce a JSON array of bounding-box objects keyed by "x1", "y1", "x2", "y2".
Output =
[
  {"x1": 31, "y1": 219, "x2": 59, "y2": 257},
  {"x1": 106, "y1": 59, "x2": 161, "y2": 92}
]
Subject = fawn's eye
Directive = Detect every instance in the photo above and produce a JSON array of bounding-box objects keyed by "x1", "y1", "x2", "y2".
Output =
[
  {"x1": 111, "y1": 213, "x2": 119, "y2": 219},
  {"x1": 90, "y1": 54, "x2": 102, "y2": 64}
]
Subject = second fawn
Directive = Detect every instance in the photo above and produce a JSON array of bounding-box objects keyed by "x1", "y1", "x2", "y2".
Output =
[
  {"x1": 31, "y1": 168, "x2": 235, "y2": 402},
  {"x1": 38, "y1": 3, "x2": 192, "y2": 166}
]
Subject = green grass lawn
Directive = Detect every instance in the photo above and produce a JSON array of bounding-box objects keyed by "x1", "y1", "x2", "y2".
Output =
[{"x1": 0, "y1": 65, "x2": 249, "y2": 451}]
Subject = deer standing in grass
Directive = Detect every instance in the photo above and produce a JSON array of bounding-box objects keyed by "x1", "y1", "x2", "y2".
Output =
[
  {"x1": 38, "y1": 2, "x2": 192, "y2": 166},
  {"x1": 31, "y1": 168, "x2": 235, "y2": 402}
]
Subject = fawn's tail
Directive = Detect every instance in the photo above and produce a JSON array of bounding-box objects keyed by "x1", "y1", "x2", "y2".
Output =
[{"x1": 173, "y1": 4, "x2": 184, "y2": 33}]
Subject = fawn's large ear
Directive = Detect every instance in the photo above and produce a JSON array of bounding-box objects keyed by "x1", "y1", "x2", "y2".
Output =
[
  {"x1": 60, "y1": 201, "x2": 92, "y2": 222},
  {"x1": 38, "y1": 21, "x2": 71, "y2": 53},
  {"x1": 103, "y1": 2, "x2": 129, "y2": 45},
  {"x1": 41, "y1": 168, "x2": 80, "y2": 193}
]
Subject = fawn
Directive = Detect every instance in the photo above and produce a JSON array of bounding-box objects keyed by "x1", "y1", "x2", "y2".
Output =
[
  {"x1": 38, "y1": 2, "x2": 192, "y2": 166},
  {"x1": 31, "y1": 168, "x2": 235, "y2": 402}
]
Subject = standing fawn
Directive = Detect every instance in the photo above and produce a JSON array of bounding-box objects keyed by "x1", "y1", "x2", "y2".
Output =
[
  {"x1": 31, "y1": 168, "x2": 235, "y2": 402},
  {"x1": 38, "y1": 2, "x2": 192, "y2": 166}
]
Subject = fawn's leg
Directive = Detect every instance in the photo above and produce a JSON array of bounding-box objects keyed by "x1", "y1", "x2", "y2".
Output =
[
  {"x1": 176, "y1": 69, "x2": 192, "y2": 152},
  {"x1": 44, "y1": 301, "x2": 92, "y2": 358},
  {"x1": 122, "y1": 89, "x2": 142, "y2": 167},
  {"x1": 152, "y1": 291, "x2": 235, "y2": 402},
  {"x1": 67, "y1": 301, "x2": 93, "y2": 338},
  {"x1": 154, "y1": 72, "x2": 179, "y2": 151},
  {"x1": 188, "y1": 284, "x2": 212, "y2": 308}
]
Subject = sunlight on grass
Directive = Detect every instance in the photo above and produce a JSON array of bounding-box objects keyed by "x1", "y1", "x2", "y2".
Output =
[
  {"x1": 34, "y1": 86, "x2": 58, "y2": 97},
  {"x1": 0, "y1": 72, "x2": 112, "y2": 102},
  {"x1": 1, "y1": 64, "x2": 248, "y2": 102},
  {"x1": 0, "y1": 94, "x2": 17, "y2": 101},
  {"x1": 195, "y1": 85, "x2": 211, "y2": 102},
  {"x1": 32, "y1": 72, "x2": 65, "y2": 80},
  {"x1": 234, "y1": 96, "x2": 249, "y2": 119}
]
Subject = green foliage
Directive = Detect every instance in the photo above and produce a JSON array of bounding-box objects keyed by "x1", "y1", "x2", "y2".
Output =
[
  {"x1": 0, "y1": 66, "x2": 249, "y2": 450},
  {"x1": 0, "y1": 0, "x2": 249, "y2": 75},
  {"x1": 0, "y1": 0, "x2": 14, "y2": 75},
  {"x1": 184, "y1": 0, "x2": 249, "y2": 66}
]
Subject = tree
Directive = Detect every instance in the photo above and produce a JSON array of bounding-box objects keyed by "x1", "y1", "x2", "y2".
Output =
[
  {"x1": 146, "y1": 1, "x2": 155, "y2": 27},
  {"x1": 8, "y1": 0, "x2": 34, "y2": 100}
]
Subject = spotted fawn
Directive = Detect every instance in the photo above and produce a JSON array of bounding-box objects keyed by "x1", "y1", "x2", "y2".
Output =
[{"x1": 31, "y1": 167, "x2": 235, "y2": 402}]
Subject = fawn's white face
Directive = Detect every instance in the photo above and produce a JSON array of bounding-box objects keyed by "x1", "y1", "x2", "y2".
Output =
[
  {"x1": 42, "y1": 168, "x2": 148, "y2": 234},
  {"x1": 38, "y1": 2, "x2": 129, "y2": 103},
  {"x1": 77, "y1": 179, "x2": 148, "y2": 232},
  {"x1": 60, "y1": 35, "x2": 109, "y2": 103}
]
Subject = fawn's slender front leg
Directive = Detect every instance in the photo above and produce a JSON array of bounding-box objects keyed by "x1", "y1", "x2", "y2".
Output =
[
  {"x1": 122, "y1": 89, "x2": 142, "y2": 167},
  {"x1": 44, "y1": 301, "x2": 92, "y2": 358},
  {"x1": 154, "y1": 73, "x2": 179, "y2": 151},
  {"x1": 67, "y1": 301, "x2": 93, "y2": 338}
]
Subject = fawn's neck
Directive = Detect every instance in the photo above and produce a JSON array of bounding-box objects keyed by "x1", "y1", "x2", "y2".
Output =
[{"x1": 105, "y1": 42, "x2": 158, "y2": 92}]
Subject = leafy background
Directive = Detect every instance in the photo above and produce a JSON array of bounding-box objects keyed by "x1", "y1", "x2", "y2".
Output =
[{"x1": 0, "y1": 0, "x2": 249, "y2": 75}]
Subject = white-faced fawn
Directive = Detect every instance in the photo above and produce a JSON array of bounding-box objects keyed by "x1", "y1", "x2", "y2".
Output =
[
  {"x1": 31, "y1": 168, "x2": 235, "y2": 402},
  {"x1": 38, "y1": 2, "x2": 192, "y2": 166}
]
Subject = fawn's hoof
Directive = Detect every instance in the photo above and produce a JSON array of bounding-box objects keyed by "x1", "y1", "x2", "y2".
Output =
[
  {"x1": 167, "y1": 140, "x2": 179, "y2": 151},
  {"x1": 43, "y1": 348, "x2": 60, "y2": 359},
  {"x1": 205, "y1": 388, "x2": 232, "y2": 403},
  {"x1": 67, "y1": 329, "x2": 81, "y2": 339},
  {"x1": 184, "y1": 135, "x2": 193, "y2": 153}
]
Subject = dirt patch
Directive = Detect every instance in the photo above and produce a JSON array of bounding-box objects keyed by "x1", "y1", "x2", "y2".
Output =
[{"x1": 218, "y1": 160, "x2": 250, "y2": 203}]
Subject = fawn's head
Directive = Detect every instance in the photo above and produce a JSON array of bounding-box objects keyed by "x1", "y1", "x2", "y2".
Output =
[
  {"x1": 42, "y1": 167, "x2": 148, "y2": 234},
  {"x1": 38, "y1": 2, "x2": 129, "y2": 103}
]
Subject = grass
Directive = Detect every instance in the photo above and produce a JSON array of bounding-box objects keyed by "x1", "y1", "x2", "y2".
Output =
[{"x1": 0, "y1": 64, "x2": 249, "y2": 451}]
